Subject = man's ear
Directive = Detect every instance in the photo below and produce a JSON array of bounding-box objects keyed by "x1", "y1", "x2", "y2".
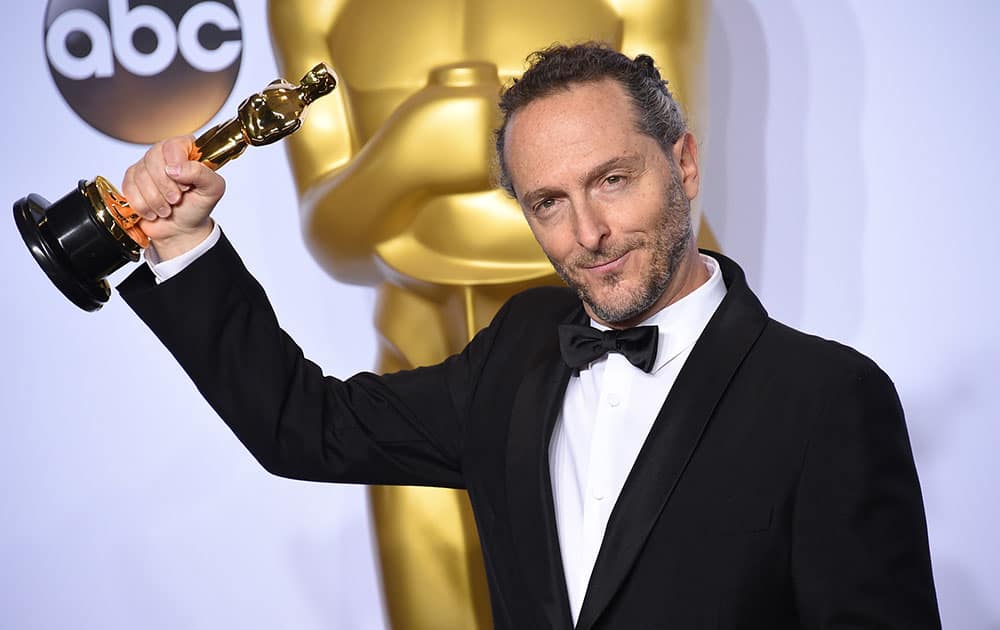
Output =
[{"x1": 672, "y1": 131, "x2": 700, "y2": 200}]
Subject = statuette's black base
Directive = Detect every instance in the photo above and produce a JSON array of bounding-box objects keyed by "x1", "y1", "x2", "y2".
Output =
[{"x1": 14, "y1": 181, "x2": 139, "y2": 312}]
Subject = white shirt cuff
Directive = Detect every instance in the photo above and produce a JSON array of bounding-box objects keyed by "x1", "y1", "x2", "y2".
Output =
[{"x1": 144, "y1": 222, "x2": 222, "y2": 284}]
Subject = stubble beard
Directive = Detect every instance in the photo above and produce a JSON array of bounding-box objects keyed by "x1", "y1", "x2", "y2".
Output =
[{"x1": 549, "y1": 173, "x2": 693, "y2": 325}]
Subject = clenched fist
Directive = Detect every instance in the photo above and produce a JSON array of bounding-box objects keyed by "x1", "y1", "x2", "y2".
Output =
[{"x1": 121, "y1": 135, "x2": 226, "y2": 260}]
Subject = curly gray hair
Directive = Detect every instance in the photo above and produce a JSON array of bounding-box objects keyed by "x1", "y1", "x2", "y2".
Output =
[{"x1": 494, "y1": 42, "x2": 687, "y2": 198}]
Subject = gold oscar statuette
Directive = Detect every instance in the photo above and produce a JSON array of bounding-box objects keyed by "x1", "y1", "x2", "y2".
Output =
[{"x1": 14, "y1": 63, "x2": 337, "y2": 312}]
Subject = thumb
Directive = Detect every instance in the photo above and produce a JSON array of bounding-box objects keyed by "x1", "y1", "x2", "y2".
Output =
[
  {"x1": 161, "y1": 134, "x2": 195, "y2": 166},
  {"x1": 165, "y1": 160, "x2": 225, "y2": 199}
]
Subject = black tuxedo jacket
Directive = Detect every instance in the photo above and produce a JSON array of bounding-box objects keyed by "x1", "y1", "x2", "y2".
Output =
[{"x1": 120, "y1": 236, "x2": 940, "y2": 629}]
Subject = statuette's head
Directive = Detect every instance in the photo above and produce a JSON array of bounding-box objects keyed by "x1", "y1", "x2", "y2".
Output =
[{"x1": 299, "y1": 63, "x2": 337, "y2": 103}]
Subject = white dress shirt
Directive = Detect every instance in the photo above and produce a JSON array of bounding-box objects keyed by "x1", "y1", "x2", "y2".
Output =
[
  {"x1": 548, "y1": 254, "x2": 727, "y2": 624},
  {"x1": 144, "y1": 221, "x2": 221, "y2": 284}
]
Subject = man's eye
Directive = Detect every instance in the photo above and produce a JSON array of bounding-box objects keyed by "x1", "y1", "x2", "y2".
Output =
[
  {"x1": 535, "y1": 198, "x2": 556, "y2": 212},
  {"x1": 605, "y1": 175, "x2": 624, "y2": 185}
]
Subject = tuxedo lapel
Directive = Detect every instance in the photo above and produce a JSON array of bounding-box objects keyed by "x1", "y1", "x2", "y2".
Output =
[
  {"x1": 505, "y1": 302, "x2": 584, "y2": 630},
  {"x1": 574, "y1": 252, "x2": 769, "y2": 630}
]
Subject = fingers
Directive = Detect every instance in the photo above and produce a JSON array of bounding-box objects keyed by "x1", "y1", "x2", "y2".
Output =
[
  {"x1": 142, "y1": 139, "x2": 186, "y2": 211},
  {"x1": 122, "y1": 136, "x2": 186, "y2": 220},
  {"x1": 121, "y1": 135, "x2": 224, "y2": 221},
  {"x1": 122, "y1": 162, "x2": 159, "y2": 221}
]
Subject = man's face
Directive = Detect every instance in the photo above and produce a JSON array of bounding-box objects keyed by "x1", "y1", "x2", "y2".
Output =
[{"x1": 503, "y1": 78, "x2": 698, "y2": 327}]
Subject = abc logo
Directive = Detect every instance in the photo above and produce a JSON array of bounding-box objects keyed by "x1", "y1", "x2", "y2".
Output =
[{"x1": 44, "y1": 0, "x2": 242, "y2": 144}]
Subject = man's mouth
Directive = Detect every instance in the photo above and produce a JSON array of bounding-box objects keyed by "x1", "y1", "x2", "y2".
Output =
[{"x1": 583, "y1": 251, "x2": 629, "y2": 274}]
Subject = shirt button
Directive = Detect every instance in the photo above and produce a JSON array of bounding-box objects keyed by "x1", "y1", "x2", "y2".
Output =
[
  {"x1": 607, "y1": 394, "x2": 621, "y2": 407},
  {"x1": 592, "y1": 489, "x2": 605, "y2": 501}
]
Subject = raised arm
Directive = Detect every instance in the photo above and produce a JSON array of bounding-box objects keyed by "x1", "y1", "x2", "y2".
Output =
[{"x1": 116, "y1": 226, "x2": 514, "y2": 486}]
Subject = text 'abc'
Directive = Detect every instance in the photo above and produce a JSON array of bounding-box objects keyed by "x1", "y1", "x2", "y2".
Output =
[{"x1": 47, "y1": 0, "x2": 241, "y2": 79}]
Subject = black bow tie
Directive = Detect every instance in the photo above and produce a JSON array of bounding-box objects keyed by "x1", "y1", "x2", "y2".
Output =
[{"x1": 557, "y1": 324, "x2": 659, "y2": 373}]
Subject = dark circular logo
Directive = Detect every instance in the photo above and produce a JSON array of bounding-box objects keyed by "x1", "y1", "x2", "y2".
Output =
[{"x1": 44, "y1": 0, "x2": 243, "y2": 144}]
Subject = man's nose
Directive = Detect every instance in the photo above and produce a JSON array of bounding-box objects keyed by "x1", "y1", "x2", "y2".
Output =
[{"x1": 574, "y1": 200, "x2": 610, "y2": 251}]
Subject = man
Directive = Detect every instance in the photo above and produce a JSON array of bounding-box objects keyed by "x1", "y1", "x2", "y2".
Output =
[{"x1": 119, "y1": 44, "x2": 940, "y2": 628}]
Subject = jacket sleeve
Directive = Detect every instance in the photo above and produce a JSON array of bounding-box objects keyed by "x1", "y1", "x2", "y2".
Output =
[
  {"x1": 117, "y1": 232, "x2": 508, "y2": 488},
  {"x1": 791, "y1": 362, "x2": 941, "y2": 628}
]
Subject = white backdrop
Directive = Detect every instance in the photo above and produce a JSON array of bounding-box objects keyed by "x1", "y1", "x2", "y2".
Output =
[{"x1": 1, "y1": 2, "x2": 997, "y2": 629}]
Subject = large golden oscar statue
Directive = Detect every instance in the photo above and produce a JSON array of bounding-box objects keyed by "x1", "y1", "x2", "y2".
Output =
[{"x1": 267, "y1": 2, "x2": 713, "y2": 628}]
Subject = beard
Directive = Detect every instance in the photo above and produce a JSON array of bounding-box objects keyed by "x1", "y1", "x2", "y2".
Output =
[{"x1": 548, "y1": 170, "x2": 693, "y2": 325}]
